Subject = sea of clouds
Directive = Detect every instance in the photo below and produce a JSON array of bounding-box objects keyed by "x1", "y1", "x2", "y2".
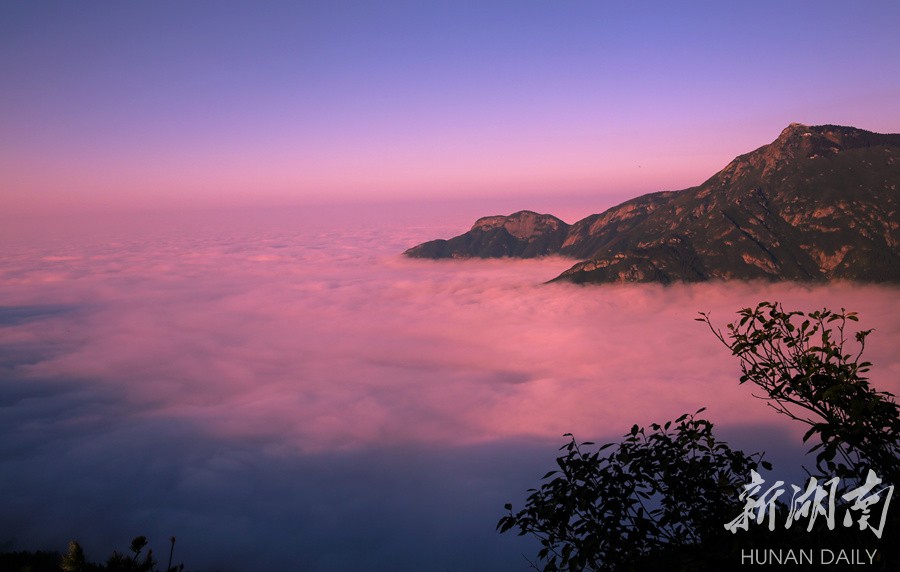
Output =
[{"x1": 2, "y1": 205, "x2": 898, "y2": 571}]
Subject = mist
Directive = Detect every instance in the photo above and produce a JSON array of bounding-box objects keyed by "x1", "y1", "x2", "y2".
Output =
[{"x1": 2, "y1": 206, "x2": 898, "y2": 571}]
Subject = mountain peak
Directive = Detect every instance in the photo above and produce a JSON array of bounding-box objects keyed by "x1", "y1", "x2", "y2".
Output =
[
  {"x1": 470, "y1": 210, "x2": 566, "y2": 239},
  {"x1": 405, "y1": 210, "x2": 570, "y2": 259},
  {"x1": 769, "y1": 123, "x2": 887, "y2": 156},
  {"x1": 716, "y1": 123, "x2": 884, "y2": 182},
  {"x1": 404, "y1": 123, "x2": 900, "y2": 283},
  {"x1": 780, "y1": 122, "x2": 810, "y2": 136}
]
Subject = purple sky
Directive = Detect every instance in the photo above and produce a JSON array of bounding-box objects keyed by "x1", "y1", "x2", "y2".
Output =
[
  {"x1": 2, "y1": 3, "x2": 900, "y2": 570},
  {"x1": 2, "y1": 1, "x2": 900, "y2": 215}
]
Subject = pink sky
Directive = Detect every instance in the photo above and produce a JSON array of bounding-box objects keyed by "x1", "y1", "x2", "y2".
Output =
[
  {"x1": 2, "y1": 2, "x2": 900, "y2": 216},
  {"x1": 2, "y1": 3, "x2": 900, "y2": 569}
]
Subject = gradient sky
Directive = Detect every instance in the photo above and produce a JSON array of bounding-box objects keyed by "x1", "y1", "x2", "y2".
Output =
[{"x1": 2, "y1": 1, "x2": 900, "y2": 214}]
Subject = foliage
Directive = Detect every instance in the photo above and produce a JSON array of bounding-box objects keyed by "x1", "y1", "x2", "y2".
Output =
[
  {"x1": 0, "y1": 549, "x2": 62, "y2": 572},
  {"x1": 497, "y1": 411, "x2": 766, "y2": 571},
  {"x1": 58, "y1": 536, "x2": 183, "y2": 572},
  {"x1": 501, "y1": 302, "x2": 899, "y2": 571},
  {"x1": 698, "y1": 301, "x2": 900, "y2": 485},
  {"x1": 104, "y1": 536, "x2": 156, "y2": 572}
]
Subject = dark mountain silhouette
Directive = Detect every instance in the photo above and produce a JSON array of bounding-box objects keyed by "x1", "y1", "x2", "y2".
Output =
[
  {"x1": 404, "y1": 210, "x2": 570, "y2": 259},
  {"x1": 404, "y1": 123, "x2": 900, "y2": 284}
]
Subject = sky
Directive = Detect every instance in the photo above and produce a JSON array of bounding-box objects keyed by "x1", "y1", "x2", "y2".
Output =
[
  {"x1": 2, "y1": 215, "x2": 898, "y2": 569},
  {"x1": 1, "y1": 3, "x2": 900, "y2": 569},
  {"x1": 2, "y1": 0, "x2": 900, "y2": 216}
]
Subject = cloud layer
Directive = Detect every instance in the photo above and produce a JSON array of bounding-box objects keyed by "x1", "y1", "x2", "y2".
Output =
[{"x1": 2, "y1": 208, "x2": 898, "y2": 570}]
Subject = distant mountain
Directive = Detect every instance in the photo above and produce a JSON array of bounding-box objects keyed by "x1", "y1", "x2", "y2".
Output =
[
  {"x1": 404, "y1": 123, "x2": 900, "y2": 284},
  {"x1": 404, "y1": 210, "x2": 570, "y2": 259}
]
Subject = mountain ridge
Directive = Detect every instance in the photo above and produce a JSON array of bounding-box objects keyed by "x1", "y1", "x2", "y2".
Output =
[{"x1": 404, "y1": 123, "x2": 900, "y2": 284}]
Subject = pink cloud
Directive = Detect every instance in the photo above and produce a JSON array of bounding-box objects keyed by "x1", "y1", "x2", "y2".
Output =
[
  {"x1": 1, "y1": 207, "x2": 897, "y2": 569},
  {"x1": 4, "y1": 211, "x2": 898, "y2": 452}
]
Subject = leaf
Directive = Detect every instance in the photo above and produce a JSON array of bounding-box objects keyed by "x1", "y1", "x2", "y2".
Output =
[
  {"x1": 501, "y1": 303, "x2": 894, "y2": 569},
  {"x1": 802, "y1": 426, "x2": 817, "y2": 443}
]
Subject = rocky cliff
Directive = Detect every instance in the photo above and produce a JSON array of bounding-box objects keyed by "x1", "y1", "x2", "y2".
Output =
[
  {"x1": 405, "y1": 123, "x2": 900, "y2": 284},
  {"x1": 404, "y1": 210, "x2": 570, "y2": 259}
]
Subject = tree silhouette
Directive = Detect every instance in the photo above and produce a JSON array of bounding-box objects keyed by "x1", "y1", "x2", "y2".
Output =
[
  {"x1": 699, "y1": 301, "x2": 899, "y2": 486},
  {"x1": 59, "y1": 536, "x2": 183, "y2": 572},
  {"x1": 498, "y1": 411, "x2": 764, "y2": 571},
  {"x1": 500, "y1": 302, "x2": 899, "y2": 571}
]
